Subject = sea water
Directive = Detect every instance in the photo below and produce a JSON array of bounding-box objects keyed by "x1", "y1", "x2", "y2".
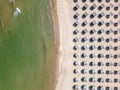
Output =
[{"x1": 0, "y1": 0, "x2": 56, "y2": 90}]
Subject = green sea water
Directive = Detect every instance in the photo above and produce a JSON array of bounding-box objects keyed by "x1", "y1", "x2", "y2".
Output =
[{"x1": 0, "y1": 0, "x2": 56, "y2": 90}]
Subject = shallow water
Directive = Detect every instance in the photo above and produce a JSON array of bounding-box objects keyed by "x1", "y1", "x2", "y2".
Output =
[{"x1": 0, "y1": 0, "x2": 56, "y2": 90}]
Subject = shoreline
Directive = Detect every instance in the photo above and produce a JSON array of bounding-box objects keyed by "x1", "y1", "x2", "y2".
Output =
[
  {"x1": 50, "y1": 0, "x2": 60, "y2": 90},
  {"x1": 54, "y1": 0, "x2": 74, "y2": 90}
]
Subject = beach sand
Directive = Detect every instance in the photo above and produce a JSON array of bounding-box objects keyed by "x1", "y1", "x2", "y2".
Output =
[
  {"x1": 55, "y1": 0, "x2": 120, "y2": 90},
  {"x1": 55, "y1": 0, "x2": 75, "y2": 90}
]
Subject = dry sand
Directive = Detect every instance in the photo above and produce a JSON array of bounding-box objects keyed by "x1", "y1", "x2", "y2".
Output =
[
  {"x1": 55, "y1": 0, "x2": 75, "y2": 90},
  {"x1": 55, "y1": 0, "x2": 120, "y2": 90}
]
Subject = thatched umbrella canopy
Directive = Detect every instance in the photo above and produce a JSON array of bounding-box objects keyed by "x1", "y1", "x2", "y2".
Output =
[
  {"x1": 73, "y1": 29, "x2": 79, "y2": 35},
  {"x1": 73, "y1": 53, "x2": 79, "y2": 58},
  {"x1": 73, "y1": 0, "x2": 78, "y2": 3},
  {"x1": 89, "y1": 69, "x2": 96, "y2": 74},
  {"x1": 89, "y1": 77, "x2": 96, "y2": 82},
  {"x1": 73, "y1": 36, "x2": 79, "y2": 42},
  {"x1": 73, "y1": 61, "x2": 79, "y2": 66},
  {"x1": 81, "y1": 69, "x2": 87, "y2": 74},
  {"x1": 73, "y1": 69, "x2": 79, "y2": 74},
  {"x1": 73, "y1": 78, "x2": 80, "y2": 82},
  {"x1": 73, "y1": 85, "x2": 80, "y2": 90},
  {"x1": 89, "y1": 62, "x2": 95, "y2": 66},
  {"x1": 97, "y1": 78, "x2": 104, "y2": 82},
  {"x1": 89, "y1": 85, "x2": 95, "y2": 90},
  {"x1": 97, "y1": 86, "x2": 104, "y2": 90},
  {"x1": 81, "y1": 77, "x2": 87, "y2": 82},
  {"x1": 73, "y1": 45, "x2": 78, "y2": 50},
  {"x1": 81, "y1": 85, "x2": 87, "y2": 90},
  {"x1": 81, "y1": 61, "x2": 87, "y2": 66}
]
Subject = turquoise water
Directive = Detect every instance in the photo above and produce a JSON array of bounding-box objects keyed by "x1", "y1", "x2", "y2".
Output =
[{"x1": 0, "y1": 0, "x2": 56, "y2": 90}]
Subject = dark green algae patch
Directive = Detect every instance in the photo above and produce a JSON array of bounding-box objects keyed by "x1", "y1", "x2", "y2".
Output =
[{"x1": 0, "y1": 0, "x2": 57, "y2": 90}]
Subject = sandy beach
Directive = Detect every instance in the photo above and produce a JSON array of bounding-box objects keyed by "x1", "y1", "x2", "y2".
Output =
[
  {"x1": 55, "y1": 0, "x2": 120, "y2": 90},
  {"x1": 55, "y1": 0, "x2": 75, "y2": 90}
]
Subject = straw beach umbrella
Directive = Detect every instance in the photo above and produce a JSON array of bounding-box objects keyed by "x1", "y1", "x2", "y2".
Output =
[
  {"x1": 73, "y1": 12, "x2": 79, "y2": 19},
  {"x1": 89, "y1": 85, "x2": 95, "y2": 90},
  {"x1": 81, "y1": 85, "x2": 87, "y2": 90},
  {"x1": 73, "y1": 29, "x2": 79, "y2": 35},
  {"x1": 73, "y1": 85, "x2": 80, "y2": 90},
  {"x1": 81, "y1": 77, "x2": 87, "y2": 82},
  {"x1": 73, "y1": 36, "x2": 79, "y2": 42},
  {"x1": 73, "y1": 53, "x2": 79, "y2": 58},
  {"x1": 73, "y1": 45, "x2": 78, "y2": 50},
  {"x1": 97, "y1": 78, "x2": 104, "y2": 82},
  {"x1": 89, "y1": 77, "x2": 96, "y2": 82},
  {"x1": 81, "y1": 69, "x2": 87, "y2": 74},
  {"x1": 73, "y1": 4, "x2": 80, "y2": 11},
  {"x1": 73, "y1": 61, "x2": 79, "y2": 66},
  {"x1": 73, "y1": 0, "x2": 78, "y2": 3},
  {"x1": 73, "y1": 78, "x2": 80, "y2": 82},
  {"x1": 73, "y1": 69, "x2": 79, "y2": 74},
  {"x1": 73, "y1": 21, "x2": 79, "y2": 27}
]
